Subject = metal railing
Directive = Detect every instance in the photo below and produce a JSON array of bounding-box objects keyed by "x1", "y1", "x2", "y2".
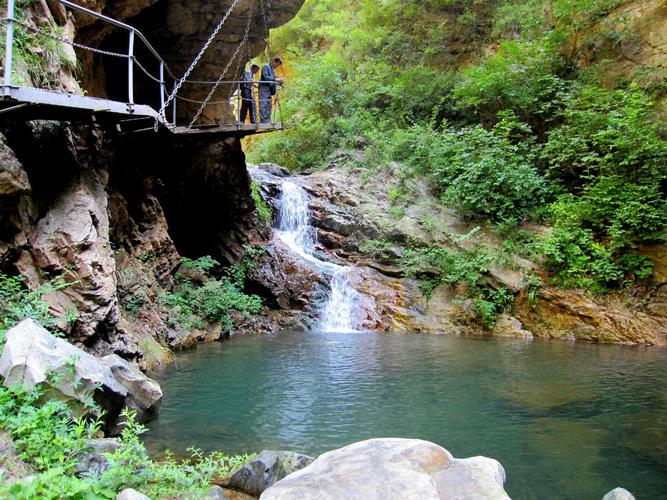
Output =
[
  {"x1": 1, "y1": 0, "x2": 283, "y2": 131},
  {"x1": 176, "y1": 80, "x2": 283, "y2": 128}
]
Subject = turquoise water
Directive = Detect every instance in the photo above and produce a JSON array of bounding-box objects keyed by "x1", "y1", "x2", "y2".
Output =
[{"x1": 144, "y1": 332, "x2": 667, "y2": 499}]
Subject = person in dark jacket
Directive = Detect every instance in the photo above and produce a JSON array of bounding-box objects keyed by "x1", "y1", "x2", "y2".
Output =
[
  {"x1": 259, "y1": 57, "x2": 283, "y2": 123},
  {"x1": 239, "y1": 64, "x2": 260, "y2": 124}
]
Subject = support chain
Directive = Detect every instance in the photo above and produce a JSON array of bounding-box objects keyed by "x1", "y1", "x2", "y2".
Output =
[
  {"x1": 156, "y1": 0, "x2": 242, "y2": 124},
  {"x1": 186, "y1": 0, "x2": 255, "y2": 130}
]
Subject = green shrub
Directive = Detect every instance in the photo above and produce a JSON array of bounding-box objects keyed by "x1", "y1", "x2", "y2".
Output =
[
  {"x1": 474, "y1": 287, "x2": 514, "y2": 329},
  {"x1": 538, "y1": 224, "x2": 654, "y2": 292},
  {"x1": 161, "y1": 252, "x2": 263, "y2": 332},
  {"x1": 0, "y1": 274, "x2": 76, "y2": 345},
  {"x1": 0, "y1": 386, "x2": 255, "y2": 499},
  {"x1": 541, "y1": 84, "x2": 667, "y2": 188},
  {"x1": 251, "y1": 181, "x2": 273, "y2": 222},
  {"x1": 0, "y1": 385, "x2": 100, "y2": 474},
  {"x1": 452, "y1": 40, "x2": 566, "y2": 129},
  {"x1": 393, "y1": 122, "x2": 548, "y2": 221}
]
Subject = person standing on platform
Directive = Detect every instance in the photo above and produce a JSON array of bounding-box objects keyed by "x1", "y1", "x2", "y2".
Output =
[
  {"x1": 259, "y1": 57, "x2": 283, "y2": 123},
  {"x1": 239, "y1": 64, "x2": 260, "y2": 124}
]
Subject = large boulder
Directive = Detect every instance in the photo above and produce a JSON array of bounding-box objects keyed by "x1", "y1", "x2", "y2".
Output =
[
  {"x1": 0, "y1": 319, "x2": 126, "y2": 415},
  {"x1": 260, "y1": 438, "x2": 509, "y2": 500},
  {"x1": 602, "y1": 487, "x2": 635, "y2": 500},
  {"x1": 0, "y1": 319, "x2": 161, "y2": 430},
  {"x1": 228, "y1": 450, "x2": 315, "y2": 496},
  {"x1": 74, "y1": 438, "x2": 121, "y2": 477},
  {"x1": 102, "y1": 354, "x2": 162, "y2": 428}
]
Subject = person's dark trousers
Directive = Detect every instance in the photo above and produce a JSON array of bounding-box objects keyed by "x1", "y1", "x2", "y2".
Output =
[
  {"x1": 259, "y1": 85, "x2": 273, "y2": 123},
  {"x1": 239, "y1": 92, "x2": 256, "y2": 124}
]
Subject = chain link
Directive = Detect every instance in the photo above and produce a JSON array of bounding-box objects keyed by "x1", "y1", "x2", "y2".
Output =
[
  {"x1": 132, "y1": 56, "x2": 164, "y2": 84},
  {"x1": 4, "y1": 17, "x2": 130, "y2": 58},
  {"x1": 259, "y1": 0, "x2": 273, "y2": 58},
  {"x1": 156, "y1": 0, "x2": 242, "y2": 122},
  {"x1": 186, "y1": 0, "x2": 255, "y2": 130},
  {"x1": 175, "y1": 94, "x2": 229, "y2": 105}
]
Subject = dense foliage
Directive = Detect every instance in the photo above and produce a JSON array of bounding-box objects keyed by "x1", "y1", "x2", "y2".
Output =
[
  {"x1": 0, "y1": 385, "x2": 253, "y2": 499},
  {"x1": 0, "y1": 274, "x2": 76, "y2": 345},
  {"x1": 160, "y1": 250, "x2": 264, "y2": 332},
  {"x1": 249, "y1": 0, "x2": 666, "y2": 295}
]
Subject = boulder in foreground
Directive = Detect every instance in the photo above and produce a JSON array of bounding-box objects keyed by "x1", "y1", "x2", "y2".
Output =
[
  {"x1": 602, "y1": 487, "x2": 635, "y2": 500},
  {"x1": 260, "y1": 438, "x2": 509, "y2": 500},
  {"x1": 0, "y1": 319, "x2": 161, "y2": 431}
]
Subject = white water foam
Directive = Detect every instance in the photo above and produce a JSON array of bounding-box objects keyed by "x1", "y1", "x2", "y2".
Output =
[{"x1": 275, "y1": 180, "x2": 361, "y2": 332}]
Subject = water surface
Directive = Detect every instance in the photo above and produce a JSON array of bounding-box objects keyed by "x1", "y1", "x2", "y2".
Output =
[{"x1": 144, "y1": 332, "x2": 667, "y2": 499}]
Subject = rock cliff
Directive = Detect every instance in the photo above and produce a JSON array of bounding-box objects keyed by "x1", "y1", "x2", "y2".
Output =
[{"x1": 0, "y1": 0, "x2": 303, "y2": 365}]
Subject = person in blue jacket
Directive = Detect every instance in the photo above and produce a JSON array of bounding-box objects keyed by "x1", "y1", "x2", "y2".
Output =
[{"x1": 259, "y1": 57, "x2": 283, "y2": 123}]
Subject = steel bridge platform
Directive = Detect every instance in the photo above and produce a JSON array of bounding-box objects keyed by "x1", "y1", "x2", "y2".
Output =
[{"x1": 0, "y1": 86, "x2": 283, "y2": 136}]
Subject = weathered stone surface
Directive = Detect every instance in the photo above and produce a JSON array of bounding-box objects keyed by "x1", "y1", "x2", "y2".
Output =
[
  {"x1": 0, "y1": 319, "x2": 126, "y2": 413},
  {"x1": 514, "y1": 286, "x2": 667, "y2": 346},
  {"x1": 0, "y1": 133, "x2": 30, "y2": 197},
  {"x1": 248, "y1": 237, "x2": 326, "y2": 311},
  {"x1": 491, "y1": 314, "x2": 534, "y2": 340},
  {"x1": 116, "y1": 488, "x2": 151, "y2": 500},
  {"x1": 229, "y1": 450, "x2": 315, "y2": 496},
  {"x1": 206, "y1": 485, "x2": 230, "y2": 500},
  {"x1": 602, "y1": 487, "x2": 636, "y2": 500},
  {"x1": 14, "y1": 168, "x2": 121, "y2": 344},
  {"x1": 258, "y1": 163, "x2": 291, "y2": 178},
  {"x1": 101, "y1": 354, "x2": 162, "y2": 426},
  {"x1": 260, "y1": 438, "x2": 509, "y2": 500},
  {"x1": 74, "y1": 438, "x2": 122, "y2": 477}
]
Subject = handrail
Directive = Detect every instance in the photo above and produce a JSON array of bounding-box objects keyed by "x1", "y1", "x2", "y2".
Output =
[
  {"x1": 1, "y1": 0, "x2": 284, "y2": 131},
  {"x1": 57, "y1": 0, "x2": 178, "y2": 81}
]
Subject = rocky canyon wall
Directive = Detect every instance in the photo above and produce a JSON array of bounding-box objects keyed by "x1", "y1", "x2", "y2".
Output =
[{"x1": 0, "y1": 0, "x2": 303, "y2": 365}]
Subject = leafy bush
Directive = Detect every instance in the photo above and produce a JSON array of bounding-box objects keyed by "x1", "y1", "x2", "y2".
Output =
[
  {"x1": 0, "y1": 385, "x2": 100, "y2": 474},
  {"x1": 452, "y1": 41, "x2": 566, "y2": 129},
  {"x1": 161, "y1": 253, "x2": 263, "y2": 332},
  {"x1": 0, "y1": 385, "x2": 254, "y2": 499},
  {"x1": 538, "y1": 224, "x2": 654, "y2": 292},
  {"x1": 101, "y1": 409, "x2": 255, "y2": 498},
  {"x1": 251, "y1": 181, "x2": 273, "y2": 222},
  {"x1": 474, "y1": 287, "x2": 515, "y2": 329},
  {"x1": 0, "y1": 274, "x2": 76, "y2": 345},
  {"x1": 541, "y1": 84, "x2": 667, "y2": 188},
  {"x1": 392, "y1": 121, "x2": 548, "y2": 221}
]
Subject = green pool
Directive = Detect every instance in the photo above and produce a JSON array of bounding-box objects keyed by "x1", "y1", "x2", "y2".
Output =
[{"x1": 144, "y1": 332, "x2": 667, "y2": 499}]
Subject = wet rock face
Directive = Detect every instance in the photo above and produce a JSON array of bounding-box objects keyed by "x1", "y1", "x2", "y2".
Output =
[
  {"x1": 248, "y1": 237, "x2": 325, "y2": 310},
  {"x1": 513, "y1": 287, "x2": 667, "y2": 345}
]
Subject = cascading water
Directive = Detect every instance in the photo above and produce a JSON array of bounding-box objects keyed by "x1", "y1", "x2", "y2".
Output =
[{"x1": 276, "y1": 181, "x2": 361, "y2": 332}]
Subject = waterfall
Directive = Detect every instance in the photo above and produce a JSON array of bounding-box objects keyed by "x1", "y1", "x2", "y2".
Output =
[
  {"x1": 275, "y1": 181, "x2": 361, "y2": 332},
  {"x1": 319, "y1": 268, "x2": 362, "y2": 333}
]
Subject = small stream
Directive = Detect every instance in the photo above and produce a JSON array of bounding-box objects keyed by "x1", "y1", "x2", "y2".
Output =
[{"x1": 274, "y1": 180, "x2": 361, "y2": 332}]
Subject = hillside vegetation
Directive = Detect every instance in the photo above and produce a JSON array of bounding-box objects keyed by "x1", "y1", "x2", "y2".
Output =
[{"x1": 248, "y1": 0, "x2": 667, "y2": 294}]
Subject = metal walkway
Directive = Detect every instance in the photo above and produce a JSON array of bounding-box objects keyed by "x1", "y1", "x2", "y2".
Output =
[{"x1": 0, "y1": 0, "x2": 284, "y2": 137}]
